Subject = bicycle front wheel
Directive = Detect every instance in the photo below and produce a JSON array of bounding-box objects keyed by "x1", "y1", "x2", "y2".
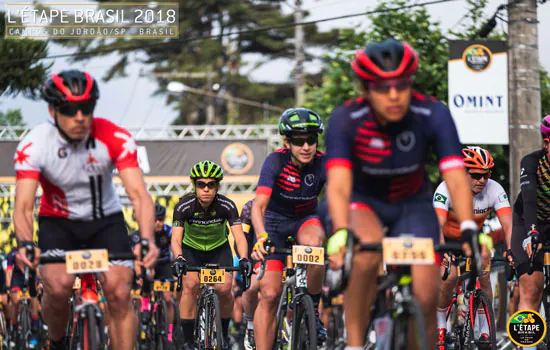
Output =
[
  {"x1": 154, "y1": 298, "x2": 170, "y2": 350},
  {"x1": 390, "y1": 298, "x2": 428, "y2": 350},
  {"x1": 274, "y1": 286, "x2": 291, "y2": 350},
  {"x1": 466, "y1": 290, "x2": 496, "y2": 350},
  {"x1": 291, "y1": 294, "x2": 317, "y2": 350}
]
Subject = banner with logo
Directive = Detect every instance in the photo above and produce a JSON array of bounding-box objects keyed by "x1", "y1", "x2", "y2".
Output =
[
  {"x1": 448, "y1": 40, "x2": 508, "y2": 144},
  {"x1": 0, "y1": 139, "x2": 268, "y2": 176}
]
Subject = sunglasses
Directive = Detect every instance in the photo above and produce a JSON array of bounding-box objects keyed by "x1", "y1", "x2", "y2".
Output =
[
  {"x1": 367, "y1": 78, "x2": 414, "y2": 94},
  {"x1": 196, "y1": 181, "x2": 218, "y2": 189},
  {"x1": 56, "y1": 101, "x2": 96, "y2": 117},
  {"x1": 289, "y1": 135, "x2": 318, "y2": 147},
  {"x1": 469, "y1": 172, "x2": 491, "y2": 180},
  {"x1": 155, "y1": 217, "x2": 165, "y2": 222}
]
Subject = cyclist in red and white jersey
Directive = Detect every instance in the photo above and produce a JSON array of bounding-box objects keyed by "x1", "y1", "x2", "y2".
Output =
[
  {"x1": 13, "y1": 70, "x2": 159, "y2": 350},
  {"x1": 433, "y1": 147, "x2": 512, "y2": 348}
]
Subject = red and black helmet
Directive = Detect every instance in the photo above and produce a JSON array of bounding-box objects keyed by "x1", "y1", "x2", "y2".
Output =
[
  {"x1": 42, "y1": 70, "x2": 99, "y2": 106},
  {"x1": 351, "y1": 39, "x2": 419, "y2": 81}
]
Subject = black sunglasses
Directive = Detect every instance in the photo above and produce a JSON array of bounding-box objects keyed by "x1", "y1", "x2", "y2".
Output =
[
  {"x1": 469, "y1": 172, "x2": 491, "y2": 180},
  {"x1": 367, "y1": 78, "x2": 414, "y2": 94},
  {"x1": 289, "y1": 135, "x2": 318, "y2": 147},
  {"x1": 155, "y1": 217, "x2": 165, "y2": 222},
  {"x1": 56, "y1": 101, "x2": 96, "y2": 117},
  {"x1": 196, "y1": 181, "x2": 218, "y2": 189}
]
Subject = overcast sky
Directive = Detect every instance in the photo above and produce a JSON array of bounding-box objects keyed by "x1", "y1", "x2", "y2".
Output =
[{"x1": 2, "y1": 0, "x2": 549, "y2": 127}]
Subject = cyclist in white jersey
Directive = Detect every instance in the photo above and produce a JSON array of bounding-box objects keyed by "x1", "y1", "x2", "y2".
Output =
[
  {"x1": 432, "y1": 147, "x2": 512, "y2": 348},
  {"x1": 12, "y1": 70, "x2": 159, "y2": 350}
]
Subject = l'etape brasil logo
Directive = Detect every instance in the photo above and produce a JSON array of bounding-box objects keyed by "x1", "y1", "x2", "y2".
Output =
[
  {"x1": 462, "y1": 44, "x2": 492, "y2": 72},
  {"x1": 507, "y1": 310, "x2": 546, "y2": 347}
]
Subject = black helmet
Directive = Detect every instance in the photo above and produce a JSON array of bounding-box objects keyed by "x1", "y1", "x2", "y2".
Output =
[
  {"x1": 42, "y1": 69, "x2": 99, "y2": 106},
  {"x1": 155, "y1": 203, "x2": 166, "y2": 219},
  {"x1": 351, "y1": 38, "x2": 419, "y2": 81},
  {"x1": 278, "y1": 108, "x2": 324, "y2": 136}
]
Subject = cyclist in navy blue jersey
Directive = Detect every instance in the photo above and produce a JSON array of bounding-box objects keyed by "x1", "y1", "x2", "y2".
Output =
[
  {"x1": 324, "y1": 39, "x2": 480, "y2": 349},
  {"x1": 251, "y1": 108, "x2": 327, "y2": 349}
]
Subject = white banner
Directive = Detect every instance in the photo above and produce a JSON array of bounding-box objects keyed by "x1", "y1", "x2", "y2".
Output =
[{"x1": 448, "y1": 41, "x2": 508, "y2": 144}]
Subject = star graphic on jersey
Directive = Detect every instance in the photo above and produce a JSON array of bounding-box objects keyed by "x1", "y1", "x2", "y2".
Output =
[
  {"x1": 87, "y1": 152, "x2": 98, "y2": 165},
  {"x1": 114, "y1": 131, "x2": 137, "y2": 160},
  {"x1": 14, "y1": 142, "x2": 33, "y2": 165}
]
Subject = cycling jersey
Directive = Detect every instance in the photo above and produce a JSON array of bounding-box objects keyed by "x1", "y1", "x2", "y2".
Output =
[
  {"x1": 13, "y1": 118, "x2": 139, "y2": 220},
  {"x1": 256, "y1": 148, "x2": 326, "y2": 218},
  {"x1": 173, "y1": 194, "x2": 241, "y2": 251},
  {"x1": 132, "y1": 224, "x2": 172, "y2": 260},
  {"x1": 433, "y1": 179, "x2": 512, "y2": 239},
  {"x1": 514, "y1": 150, "x2": 550, "y2": 231},
  {"x1": 239, "y1": 199, "x2": 256, "y2": 259},
  {"x1": 326, "y1": 93, "x2": 464, "y2": 202}
]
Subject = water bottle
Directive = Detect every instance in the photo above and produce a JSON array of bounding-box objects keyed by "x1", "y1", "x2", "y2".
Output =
[{"x1": 374, "y1": 315, "x2": 392, "y2": 350}]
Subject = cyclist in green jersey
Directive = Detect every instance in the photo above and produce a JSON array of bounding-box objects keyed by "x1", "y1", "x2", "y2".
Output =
[{"x1": 171, "y1": 160, "x2": 250, "y2": 350}]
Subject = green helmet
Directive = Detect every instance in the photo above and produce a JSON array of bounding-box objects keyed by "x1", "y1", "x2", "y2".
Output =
[
  {"x1": 278, "y1": 108, "x2": 324, "y2": 136},
  {"x1": 190, "y1": 160, "x2": 224, "y2": 181}
]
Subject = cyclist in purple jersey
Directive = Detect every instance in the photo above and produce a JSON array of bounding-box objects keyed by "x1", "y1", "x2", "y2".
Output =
[
  {"x1": 251, "y1": 108, "x2": 327, "y2": 349},
  {"x1": 324, "y1": 39, "x2": 480, "y2": 349}
]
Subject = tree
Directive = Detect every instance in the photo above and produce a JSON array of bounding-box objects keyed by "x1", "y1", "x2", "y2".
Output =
[
  {"x1": 0, "y1": 13, "x2": 51, "y2": 98},
  {"x1": 305, "y1": 0, "x2": 550, "y2": 195},
  {"x1": 0, "y1": 109, "x2": 25, "y2": 126},
  {"x1": 52, "y1": 0, "x2": 338, "y2": 124}
]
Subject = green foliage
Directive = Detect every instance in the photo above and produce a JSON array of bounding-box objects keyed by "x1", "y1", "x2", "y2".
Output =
[
  {"x1": 0, "y1": 12, "x2": 51, "y2": 98},
  {"x1": 0, "y1": 109, "x2": 25, "y2": 127},
  {"x1": 305, "y1": 0, "x2": 550, "y2": 191}
]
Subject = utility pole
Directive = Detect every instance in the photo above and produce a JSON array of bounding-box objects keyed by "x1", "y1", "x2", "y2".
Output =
[
  {"x1": 508, "y1": 0, "x2": 541, "y2": 202},
  {"x1": 206, "y1": 66, "x2": 215, "y2": 125},
  {"x1": 295, "y1": 0, "x2": 305, "y2": 106}
]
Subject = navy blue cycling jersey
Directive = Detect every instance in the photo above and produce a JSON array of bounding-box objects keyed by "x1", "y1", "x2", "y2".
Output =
[
  {"x1": 326, "y1": 93, "x2": 464, "y2": 202},
  {"x1": 131, "y1": 224, "x2": 172, "y2": 260},
  {"x1": 256, "y1": 148, "x2": 326, "y2": 218}
]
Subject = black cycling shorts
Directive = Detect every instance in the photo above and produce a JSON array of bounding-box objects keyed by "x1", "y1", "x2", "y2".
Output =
[
  {"x1": 511, "y1": 212, "x2": 550, "y2": 277},
  {"x1": 154, "y1": 262, "x2": 174, "y2": 281},
  {"x1": 0, "y1": 267, "x2": 5, "y2": 294},
  {"x1": 38, "y1": 212, "x2": 133, "y2": 268},
  {"x1": 181, "y1": 241, "x2": 233, "y2": 269}
]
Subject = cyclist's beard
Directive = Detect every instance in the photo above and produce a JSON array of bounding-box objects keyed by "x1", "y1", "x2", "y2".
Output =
[{"x1": 54, "y1": 112, "x2": 85, "y2": 144}]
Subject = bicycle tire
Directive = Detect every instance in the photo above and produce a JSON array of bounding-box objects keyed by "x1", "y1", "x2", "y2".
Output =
[
  {"x1": 195, "y1": 292, "x2": 207, "y2": 348},
  {"x1": 467, "y1": 290, "x2": 496, "y2": 350},
  {"x1": 273, "y1": 286, "x2": 291, "y2": 350},
  {"x1": 85, "y1": 305, "x2": 98, "y2": 350},
  {"x1": 206, "y1": 292, "x2": 224, "y2": 348},
  {"x1": 17, "y1": 303, "x2": 31, "y2": 350},
  {"x1": 390, "y1": 298, "x2": 428, "y2": 350},
  {"x1": 291, "y1": 294, "x2": 317, "y2": 350},
  {"x1": 544, "y1": 297, "x2": 550, "y2": 349},
  {"x1": 154, "y1": 299, "x2": 170, "y2": 350}
]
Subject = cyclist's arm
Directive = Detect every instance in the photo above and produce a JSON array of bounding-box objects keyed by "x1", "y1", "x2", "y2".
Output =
[
  {"x1": 493, "y1": 184, "x2": 513, "y2": 250},
  {"x1": 498, "y1": 213, "x2": 513, "y2": 250},
  {"x1": 433, "y1": 183, "x2": 450, "y2": 245},
  {"x1": 171, "y1": 226, "x2": 184, "y2": 258},
  {"x1": 119, "y1": 168, "x2": 154, "y2": 241},
  {"x1": 230, "y1": 224, "x2": 247, "y2": 259},
  {"x1": 327, "y1": 167, "x2": 352, "y2": 232},
  {"x1": 13, "y1": 179, "x2": 39, "y2": 243},
  {"x1": 519, "y1": 152, "x2": 539, "y2": 232},
  {"x1": 251, "y1": 195, "x2": 269, "y2": 238},
  {"x1": 5, "y1": 268, "x2": 12, "y2": 290}
]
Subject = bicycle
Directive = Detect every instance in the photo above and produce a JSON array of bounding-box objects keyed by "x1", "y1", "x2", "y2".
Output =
[
  {"x1": 11, "y1": 242, "x2": 40, "y2": 349},
  {"x1": 39, "y1": 247, "x2": 137, "y2": 349},
  {"x1": 324, "y1": 293, "x2": 345, "y2": 350},
  {"x1": 442, "y1": 255, "x2": 506, "y2": 350},
  {"x1": 330, "y1": 232, "x2": 471, "y2": 349},
  {"x1": 175, "y1": 262, "x2": 250, "y2": 349},
  {"x1": 256, "y1": 237, "x2": 325, "y2": 350}
]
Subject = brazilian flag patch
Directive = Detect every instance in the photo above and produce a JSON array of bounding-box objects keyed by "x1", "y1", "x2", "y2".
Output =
[{"x1": 434, "y1": 193, "x2": 448, "y2": 204}]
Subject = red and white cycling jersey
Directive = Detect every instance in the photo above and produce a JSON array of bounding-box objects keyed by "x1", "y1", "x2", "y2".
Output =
[
  {"x1": 433, "y1": 179, "x2": 512, "y2": 240},
  {"x1": 14, "y1": 118, "x2": 139, "y2": 220}
]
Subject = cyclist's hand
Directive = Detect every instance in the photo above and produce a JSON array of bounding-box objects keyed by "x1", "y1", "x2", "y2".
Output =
[
  {"x1": 504, "y1": 249, "x2": 515, "y2": 267},
  {"x1": 239, "y1": 257, "x2": 252, "y2": 278},
  {"x1": 251, "y1": 233, "x2": 269, "y2": 261},
  {"x1": 142, "y1": 241, "x2": 159, "y2": 269},
  {"x1": 172, "y1": 256, "x2": 187, "y2": 276},
  {"x1": 17, "y1": 242, "x2": 40, "y2": 270},
  {"x1": 326, "y1": 229, "x2": 349, "y2": 256},
  {"x1": 522, "y1": 230, "x2": 539, "y2": 257}
]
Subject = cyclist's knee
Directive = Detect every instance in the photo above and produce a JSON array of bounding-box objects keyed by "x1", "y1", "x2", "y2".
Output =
[
  {"x1": 298, "y1": 229, "x2": 325, "y2": 247},
  {"x1": 42, "y1": 275, "x2": 73, "y2": 301},
  {"x1": 104, "y1": 283, "x2": 131, "y2": 310},
  {"x1": 182, "y1": 275, "x2": 200, "y2": 296},
  {"x1": 352, "y1": 252, "x2": 381, "y2": 272},
  {"x1": 215, "y1": 280, "x2": 233, "y2": 298},
  {"x1": 259, "y1": 283, "x2": 282, "y2": 307}
]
